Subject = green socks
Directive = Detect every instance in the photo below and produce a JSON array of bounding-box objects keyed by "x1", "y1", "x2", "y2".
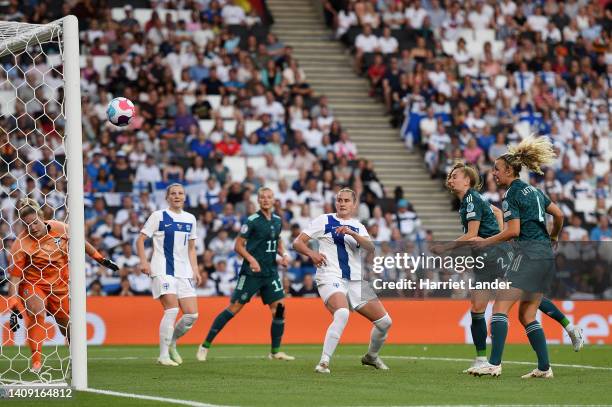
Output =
[
  {"x1": 470, "y1": 312, "x2": 487, "y2": 357},
  {"x1": 539, "y1": 297, "x2": 570, "y2": 328},
  {"x1": 271, "y1": 318, "x2": 285, "y2": 354},
  {"x1": 525, "y1": 321, "x2": 550, "y2": 371},
  {"x1": 203, "y1": 309, "x2": 234, "y2": 348},
  {"x1": 489, "y1": 313, "x2": 508, "y2": 366}
]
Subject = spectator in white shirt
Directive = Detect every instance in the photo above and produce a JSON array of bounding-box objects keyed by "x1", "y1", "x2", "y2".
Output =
[
  {"x1": 566, "y1": 142, "x2": 590, "y2": 172},
  {"x1": 336, "y1": 2, "x2": 357, "y2": 38},
  {"x1": 221, "y1": 0, "x2": 246, "y2": 25},
  {"x1": 405, "y1": 0, "x2": 429, "y2": 29},
  {"x1": 527, "y1": 6, "x2": 548, "y2": 36},
  {"x1": 378, "y1": 27, "x2": 399, "y2": 54},
  {"x1": 208, "y1": 230, "x2": 234, "y2": 257},
  {"x1": 303, "y1": 119, "x2": 324, "y2": 149},
  {"x1": 354, "y1": 24, "x2": 378, "y2": 72},
  {"x1": 563, "y1": 172, "x2": 593, "y2": 200},
  {"x1": 276, "y1": 178, "x2": 298, "y2": 207},
  {"x1": 134, "y1": 155, "x2": 162, "y2": 190},
  {"x1": 564, "y1": 214, "x2": 588, "y2": 241},
  {"x1": 468, "y1": 1, "x2": 491, "y2": 30}
]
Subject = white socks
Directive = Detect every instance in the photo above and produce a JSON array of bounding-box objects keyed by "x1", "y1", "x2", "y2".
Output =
[
  {"x1": 171, "y1": 313, "x2": 199, "y2": 345},
  {"x1": 367, "y1": 313, "x2": 392, "y2": 357},
  {"x1": 321, "y1": 308, "x2": 350, "y2": 364},
  {"x1": 159, "y1": 308, "x2": 179, "y2": 359},
  {"x1": 564, "y1": 323, "x2": 575, "y2": 333}
]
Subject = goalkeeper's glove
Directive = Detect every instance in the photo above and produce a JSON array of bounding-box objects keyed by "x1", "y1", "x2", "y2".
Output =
[
  {"x1": 7, "y1": 297, "x2": 23, "y2": 332},
  {"x1": 100, "y1": 258, "x2": 119, "y2": 272},
  {"x1": 9, "y1": 307, "x2": 22, "y2": 332}
]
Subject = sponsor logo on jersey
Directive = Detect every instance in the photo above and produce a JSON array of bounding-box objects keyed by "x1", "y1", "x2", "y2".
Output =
[{"x1": 466, "y1": 212, "x2": 475, "y2": 219}]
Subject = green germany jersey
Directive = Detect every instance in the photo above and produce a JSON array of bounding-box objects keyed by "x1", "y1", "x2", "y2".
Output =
[
  {"x1": 459, "y1": 188, "x2": 500, "y2": 238},
  {"x1": 239, "y1": 211, "x2": 283, "y2": 277},
  {"x1": 502, "y1": 179, "x2": 552, "y2": 242}
]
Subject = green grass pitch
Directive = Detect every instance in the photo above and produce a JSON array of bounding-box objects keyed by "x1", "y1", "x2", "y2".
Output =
[{"x1": 3, "y1": 344, "x2": 611, "y2": 406}]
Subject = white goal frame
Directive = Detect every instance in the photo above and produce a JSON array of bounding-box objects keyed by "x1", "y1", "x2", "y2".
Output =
[{"x1": 1, "y1": 15, "x2": 87, "y2": 390}]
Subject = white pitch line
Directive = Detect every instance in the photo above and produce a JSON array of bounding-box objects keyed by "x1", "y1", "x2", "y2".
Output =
[
  {"x1": 83, "y1": 387, "x2": 229, "y2": 407},
  {"x1": 377, "y1": 355, "x2": 612, "y2": 371}
]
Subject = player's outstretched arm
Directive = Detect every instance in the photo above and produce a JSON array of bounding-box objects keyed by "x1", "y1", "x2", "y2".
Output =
[{"x1": 85, "y1": 240, "x2": 119, "y2": 272}]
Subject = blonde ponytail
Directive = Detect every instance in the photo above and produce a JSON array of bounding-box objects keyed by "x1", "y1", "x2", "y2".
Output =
[{"x1": 500, "y1": 135, "x2": 556, "y2": 175}]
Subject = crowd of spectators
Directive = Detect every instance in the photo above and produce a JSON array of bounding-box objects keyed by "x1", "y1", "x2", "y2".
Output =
[
  {"x1": 0, "y1": 0, "x2": 423, "y2": 299},
  {"x1": 0, "y1": 0, "x2": 610, "y2": 300},
  {"x1": 322, "y1": 0, "x2": 612, "y2": 298}
]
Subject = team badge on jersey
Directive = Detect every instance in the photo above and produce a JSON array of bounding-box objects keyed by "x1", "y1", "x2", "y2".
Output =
[
  {"x1": 162, "y1": 282, "x2": 170, "y2": 290},
  {"x1": 467, "y1": 202, "x2": 474, "y2": 213},
  {"x1": 240, "y1": 224, "x2": 248, "y2": 234}
]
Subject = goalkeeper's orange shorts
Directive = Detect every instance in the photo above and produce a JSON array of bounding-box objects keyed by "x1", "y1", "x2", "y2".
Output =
[{"x1": 18, "y1": 282, "x2": 69, "y2": 321}]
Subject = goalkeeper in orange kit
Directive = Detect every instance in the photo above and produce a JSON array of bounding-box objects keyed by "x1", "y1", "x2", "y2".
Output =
[{"x1": 6, "y1": 198, "x2": 118, "y2": 373}]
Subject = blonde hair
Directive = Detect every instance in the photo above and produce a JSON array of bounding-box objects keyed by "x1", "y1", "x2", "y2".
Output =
[
  {"x1": 336, "y1": 188, "x2": 357, "y2": 202},
  {"x1": 17, "y1": 198, "x2": 43, "y2": 219},
  {"x1": 446, "y1": 161, "x2": 481, "y2": 191},
  {"x1": 257, "y1": 186, "x2": 274, "y2": 197},
  {"x1": 498, "y1": 135, "x2": 556, "y2": 176}
]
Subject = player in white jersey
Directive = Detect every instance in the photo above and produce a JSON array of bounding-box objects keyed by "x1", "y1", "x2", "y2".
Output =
[
  {"x1": 293, "y1": 188, "x2": 392, "y2": 373},
  {"x1": 137, "y1": 183, "x2": 201, "y2": 366}
]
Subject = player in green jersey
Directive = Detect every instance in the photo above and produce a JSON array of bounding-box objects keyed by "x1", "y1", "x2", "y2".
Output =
[
  {"x1": 197, "y1": 187, "x2": 295, "y2": 362},
  {"x1": 445, "y1": 162, "x2": 504, "y2": 372},
  {"x1": 445, "y1": 162, "x2": 582, "y2": 374},
  {"x1": 468, "y1": 136, "x2": 564, "y2": 379}
]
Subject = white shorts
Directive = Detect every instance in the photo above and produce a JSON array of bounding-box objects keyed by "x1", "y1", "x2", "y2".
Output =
[
  {"x1": 315, "y1": 275, "x2": 377, "y2": 310},
  {"x1": 151, "y1": 275, "x2": 196, "y2": 299}
]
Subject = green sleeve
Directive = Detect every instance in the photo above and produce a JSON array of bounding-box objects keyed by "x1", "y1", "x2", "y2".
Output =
[
  {"x1": 466, "y1": 193, "x2": 484, "y2": 222},
  {"x1": 240, "y1": 219, "x2": 254, "y2": 239},
  {"x1": 503, "y1": 189, "x2": 520, "y2": 222}
]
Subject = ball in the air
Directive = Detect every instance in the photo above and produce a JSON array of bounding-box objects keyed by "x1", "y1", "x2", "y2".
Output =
[{"x1": 106, "y1": 97, "x2": 135, "y2": 126}]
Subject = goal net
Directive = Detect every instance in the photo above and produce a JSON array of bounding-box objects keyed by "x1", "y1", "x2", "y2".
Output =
[{"x1": 0, "y1": 16, "x2": 87, "y2": 389}]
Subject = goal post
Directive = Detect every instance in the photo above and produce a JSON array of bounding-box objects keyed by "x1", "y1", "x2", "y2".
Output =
[
  {"x1": 63, "y1": 15, "x2": 88, "y2": 391},
  {"x1": 0, "y1": 15, "x2": 86, "y2": 389}
]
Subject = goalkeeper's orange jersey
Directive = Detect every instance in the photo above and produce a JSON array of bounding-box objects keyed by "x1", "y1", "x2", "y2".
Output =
[{"x1": 9, "y1": 220, "x2": 70, "y2": 293}]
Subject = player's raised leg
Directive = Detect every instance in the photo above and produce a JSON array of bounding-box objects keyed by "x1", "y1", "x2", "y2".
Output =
[
  {"x1": 356, "y1": 297, "x2": 391, "y2": 370},
  {"x1": 198, "y1": 302, "x2": 243, "y2": 361},
  {"x1": 539, "y1": 297, "x2": 583, "y2": 351}
]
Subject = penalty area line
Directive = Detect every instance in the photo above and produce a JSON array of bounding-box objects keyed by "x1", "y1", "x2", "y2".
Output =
[{"x1": 82, "y1": 387, "x2": 228, "y2": 407}]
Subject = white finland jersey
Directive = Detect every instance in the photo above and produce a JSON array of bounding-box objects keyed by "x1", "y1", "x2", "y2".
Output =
[
  {"x1": 141, "y1": 209, "x2": 197, "y2": 278},
  {"x1": 302, "y1": 213, "x2": 369, "y2": 281}
]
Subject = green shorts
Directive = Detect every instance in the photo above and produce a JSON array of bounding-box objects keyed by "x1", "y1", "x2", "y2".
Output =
[
  {"x1": 505, "y1": 255, "x2": 554, "y2": 293},
  {"x1": 230, "y1": 273, "x2": 285, "y2": 305},
  {"x1": 473, "y1": 257, "x2": 503, "y2": 284}
]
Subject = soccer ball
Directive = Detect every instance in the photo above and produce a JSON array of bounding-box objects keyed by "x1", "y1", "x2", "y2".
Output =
[{"x1": 106, "y1": 97, "x2": 135, "y2": 127}]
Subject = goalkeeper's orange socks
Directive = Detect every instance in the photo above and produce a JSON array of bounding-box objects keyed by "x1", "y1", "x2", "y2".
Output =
[{"x1": 27, "y1": 314, "x2": 45, "y2": 366}]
